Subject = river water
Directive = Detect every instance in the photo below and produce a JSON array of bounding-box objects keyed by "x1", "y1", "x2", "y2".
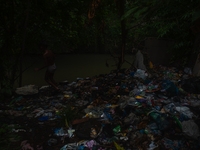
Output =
[{"x1": 15, "y1": 54, "x2": 134, "y2": 88}]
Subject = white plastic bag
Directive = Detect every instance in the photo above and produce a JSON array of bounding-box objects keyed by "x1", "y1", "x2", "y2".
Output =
[{"x1": 181, "y1": 120, "x2": 200, "y2": 139}]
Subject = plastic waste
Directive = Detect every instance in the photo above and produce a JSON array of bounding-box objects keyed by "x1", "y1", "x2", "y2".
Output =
[
  {"x1": 38, "y1": 116, "x2": 49, "y2": 121},
  {"x1": 84, "y1": 107, "x2": 104, "y2": 118},
  {"x1": 68, "y1": 128, "x2": 75, "y2": 138},
  {"x1": 162, "y1": 138, "x2": 181, "y2": 149},
  {"x1": 5, "y1": 64, "x2": 200, "y2": 150},
  {"x1": 113, "y1": 141, "x2": 125, "y2": 150},
  {"x1": 48, "y1": 138, "x2": 57, "y2": 146},
  {"x1": 130, "y1": 71, "x2": 135, "y2": 77},
  {"x1": 184, "y1": 67, "x2": 192, "y2": 74},
  {"x1": 181, "y1": 120, "x2": 200, "y2": 139},
  {"x1": 60, "y1": 143, "x2": 78, "y2": 150},
  {"x1": 86, "y1": 140, "x2": 97, "y2": 150},
  {"x1": 21, "y1": 140, "x2": 34, "y2": 150},
  {"x1": 104, "y1": 108, "x2": 113, "y2": 121},
  {"x1": 54, "y1": 128, "x2": 68, "y2": 136},
  {"x1": 15, "y1": 85, "x2": 38, "y2": 95},
  {"x1": 134, "y1": 69, "x2": 148, "y2": 79},
  {"x1": 190, "y1": 100, "x2": 200, "y2": 107},
  {"x1": 90, "y1": 128, "x2": 97, "y2": 138},
  {"x1": 148, "y1": 141, "x2": 158, "y2": 150},
  {"x1": 135, "y1": 95, "x2": 146, "y2": 103},
  {"x1": 129, "y1": 88, "x2": 140, "y2": 96},
  {"x1": 124, "y1": 113, "x2": 139, "y2": 124},
  {"x1": 149, "y1": 112, "x2": 169, "y2": 130},
  {"x1": 175, "y1": 106, "x2": 194, "y2": 119},
  {"x1": 12, "y1": 129, "x2": 26, "y2": 132},
  {"x1": 162, "y1": 80, "x2": 179, "y2": 96},
  {"x1": 113, "y1": 125, "x2": 121, "y2": 135},
  {"x1": 147, "y1": 122, "x2": 158, "y2": 130},
  {"x1": 164, "y1": 103, "x2": 177, "y2": 114}
]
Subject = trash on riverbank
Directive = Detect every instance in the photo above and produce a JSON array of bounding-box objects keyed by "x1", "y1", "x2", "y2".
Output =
[{"x1": 2, "y1": 65, "x2": 200, "y2": 149}]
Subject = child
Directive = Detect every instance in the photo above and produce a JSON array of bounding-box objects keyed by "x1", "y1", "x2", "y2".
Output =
[{"x1": 34, "y1": 42, "x2": 60, "y2": 92}]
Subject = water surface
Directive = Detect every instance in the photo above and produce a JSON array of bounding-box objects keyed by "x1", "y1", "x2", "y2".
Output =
[{"x1": 15, "y1": 54, "x2": 134, "y2": 88}]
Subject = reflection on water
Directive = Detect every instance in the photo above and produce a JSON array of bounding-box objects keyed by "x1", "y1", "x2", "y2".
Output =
[{"x1": 15, "y1": 54, "x2": 134, "y2": 88}]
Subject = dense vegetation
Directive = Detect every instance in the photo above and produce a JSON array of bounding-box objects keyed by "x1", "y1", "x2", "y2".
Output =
[{"x1": 0, "y1": 0, "x2": 200, "y2": 94}]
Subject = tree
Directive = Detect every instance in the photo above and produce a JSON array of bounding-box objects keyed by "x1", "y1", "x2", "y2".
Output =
[
  {"x1": 122, "y1": 0, "x2": 200, "y2": 66},
  {"x1": 0, "y1": 0, "x2": 92, "y2": 91}
]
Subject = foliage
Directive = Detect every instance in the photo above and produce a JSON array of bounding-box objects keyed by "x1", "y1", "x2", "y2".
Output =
[
  {"x1": 1, "y1": 0, "x2": 200, "y2": 89},
  {"x1": 122, "y1": 0, "x2": 200, "y2": 66},
  {"x1": 0, "y1": 0, "x2": 92, "y2": 88},
  {"x1": 0, "y1": 0, "x2": 132, "y2": 89},
  {"x1": 60, "y1": 105, "x2": 79, "y2": 128},
  {"x1": 0, "y1": 123, "x2": 21, "y2": 150}
]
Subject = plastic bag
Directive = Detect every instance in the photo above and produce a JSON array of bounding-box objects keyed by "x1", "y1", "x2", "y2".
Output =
[
  {"x1": 181, "y1": 120, "x2": 200, "y2": 139},
  {"x1": 134, "y1": 69, "x2": 148, "y2": 79},
  {"x1": 175, "y1": 106, "x2": 194, "y2": 119}
]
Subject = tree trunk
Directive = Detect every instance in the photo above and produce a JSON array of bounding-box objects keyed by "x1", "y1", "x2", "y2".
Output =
[
  {"x1": 117, "y1": 0, "x2": 126, "y2": 70},
  {"x1": 19, "y1": 0, "x2": 30, "y2": 87}
]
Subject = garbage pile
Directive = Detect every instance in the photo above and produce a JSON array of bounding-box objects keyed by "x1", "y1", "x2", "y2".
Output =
[{"x1": 1, "y1": 65, "x2": 200, "y2": 150}]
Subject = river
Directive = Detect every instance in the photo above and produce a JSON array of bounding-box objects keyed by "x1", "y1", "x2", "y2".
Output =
[{"x1": 14, "y1": 54, "x2": 134, "y2": 88}]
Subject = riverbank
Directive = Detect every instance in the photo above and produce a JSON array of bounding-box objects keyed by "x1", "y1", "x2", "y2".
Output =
[{"x1": 1, "y1": 65, "x2": 200, "y2": 149}]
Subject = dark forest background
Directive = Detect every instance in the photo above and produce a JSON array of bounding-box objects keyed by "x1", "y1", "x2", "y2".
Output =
[{"x1": 1, "y1": 0, "x2": 200, "y2": 96}]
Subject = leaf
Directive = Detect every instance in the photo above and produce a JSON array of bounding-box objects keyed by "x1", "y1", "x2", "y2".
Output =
[
  {"x1": 192, "y1": 9, "x2": 200, "y2": 23},
  {"x1": 65, "y1": 119, "x2": 69, "y2": 128},
  {"x1": 121, "y1": 6, "x2": 139, "y2": 21},
  {"x1": 134, "y1": 7, "x2": 148, "y2": 19},
  {"x1": 113, "y1": 141, "x2": 125, "y2": 150}
]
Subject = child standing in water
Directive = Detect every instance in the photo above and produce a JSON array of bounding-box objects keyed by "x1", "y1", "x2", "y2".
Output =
[{"x1": 34, "y1": 42, "x2": 60, "y2": 92}]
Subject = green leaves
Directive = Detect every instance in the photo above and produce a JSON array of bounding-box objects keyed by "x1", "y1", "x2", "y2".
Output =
[
  {"x1": 122, "y1": 0, "x2": 199, "y2": 66},
  {"x1": 192, "y1": 9, "x2": 200, "y2": 23},
  {"x1": 121, "y1": 6, "x2": 139, "y2": 21},
  {"x1": 134, "y1": 7, "x2": 148, "y2": 19},
  {"x1": 121, "y1": 6, "x2": 148, "y2": 21},
  {"x1": 60, "y1": 105, "x2": 79, "y2": 127}
]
